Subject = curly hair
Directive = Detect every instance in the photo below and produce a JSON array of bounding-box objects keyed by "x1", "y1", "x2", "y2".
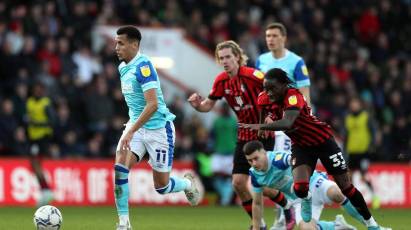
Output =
[{"x1": 215, "y1": 40, "x2": 249, "y2": 66}]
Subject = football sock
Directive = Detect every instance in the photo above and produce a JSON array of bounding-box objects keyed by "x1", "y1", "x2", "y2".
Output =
[
  {"x1": 317, "y1": 220, "x2": 335, "y2": 230},
  {"x1": 342, "y1": 198, "x2": 365, "y2": 224},
  {"x1": 155, "y1": 177, "x2": 191, "y2": 194},
  {"x1": 114, "y1": 164, "x2": 129, "y2": 216},
  {"x1": 38, "y1": 175, "x2": 49, "y2": 189},
  {"x1": 294, "y1": 181, "x2": 309, "y2": 198},
  {"x1": 364, "y1": 216, "x2": 378, "y2": 227},
  {"x1": 242, "y1": 199, "x2": 253, "y2": 218},
  {"x1": 342, "y1": 184, "x2": 372, "y2": 220},
  {"x1": 270, "y1": 191, "x2": 289, "y2": 208}
]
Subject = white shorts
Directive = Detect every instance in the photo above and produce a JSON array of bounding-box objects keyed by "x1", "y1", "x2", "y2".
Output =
[
  {"x1": 294, "y1": 176, "x2": 335, "y2": 223},
  {"x1": 116, "y1": 121, "x2": 175, "y2": 172},
  {"x1": 274, "y1": 131, "x2": 291, "y2": 152},
  {"x1": 211, "y1": 154, "x2": 233, "y2": 175}
]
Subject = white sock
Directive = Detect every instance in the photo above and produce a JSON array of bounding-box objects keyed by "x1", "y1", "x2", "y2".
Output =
[
  {"x1": 119, "y1": 215, "x2": 129, "y2": 225},
  {"x1": 305, "y1": 191, "x2": 312, "y2": 200},
  {"x1": 261, "y1": 218, "x2": 266, "y2": 227},
  {"x1": 184, "y1": 178, "x2": 192, "y2": 191},
  {"x1": 365, "y1": 216, "x2": 378, "y2": 227}
]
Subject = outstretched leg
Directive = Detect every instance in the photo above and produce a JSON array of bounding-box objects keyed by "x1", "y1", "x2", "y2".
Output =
[{"x1": 114, "y1": 149, "x2": 138, "y2": 229}]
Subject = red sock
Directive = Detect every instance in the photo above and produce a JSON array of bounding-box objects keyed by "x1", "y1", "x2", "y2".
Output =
[
  {"x1": 242, "y1": 199, "x2": 253, "y2": 218},
  {"x1": 270, "y1": 192, "x2": 287, "y2": 207}
]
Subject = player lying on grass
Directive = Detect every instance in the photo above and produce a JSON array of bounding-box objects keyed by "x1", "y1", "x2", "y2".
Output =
[
  {"x1": 244, "y1": 140, "x2": 366, "y2": 230},
  {"x1": 240, "y1": 68, "x2": 391, "y2": 230}
]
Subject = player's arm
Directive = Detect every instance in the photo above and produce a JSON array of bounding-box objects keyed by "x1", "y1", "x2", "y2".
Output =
[
  {"x1": 299, "y1": 87, "x2": 311, "y2": 107},
  {"x1": 259, "y1": 109, "x2": 299, "y2": 131},
  {"x1": 294, "y1": 59, "x2": 311, "y2": 106},
  {"x1": 128, "y1": 89, "x2": 158, "y2": 133},
  {"x1": 187, "y1": 93, "x2": 216, "y2": 112},
  {"x1": 257, "y1": 108, "x2": 266, "y2": 138},
  {"x1": 240, "y1": 109, "x2": 299, "y2": 131},
  {"x1": 252, "y1": 191, "x2": 263, "y2": 230}
]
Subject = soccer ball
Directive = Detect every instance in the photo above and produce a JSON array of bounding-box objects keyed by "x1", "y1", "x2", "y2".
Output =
[{"x1": 33, "y1": 205, "x2": 63, "y2": 230}]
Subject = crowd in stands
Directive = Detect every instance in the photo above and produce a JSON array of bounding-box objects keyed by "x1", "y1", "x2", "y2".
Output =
[{"x1": 0, "y1": 0, "x2": 410, "y2": 162}]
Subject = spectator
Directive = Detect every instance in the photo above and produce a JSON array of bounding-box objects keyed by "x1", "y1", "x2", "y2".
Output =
[{"x1": 210, "y1": 103, "x2": 236, "y2": 206}]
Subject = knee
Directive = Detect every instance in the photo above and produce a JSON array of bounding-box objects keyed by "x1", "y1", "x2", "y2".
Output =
[
  {"x1": 327, "y1": 186, "x2": 345, "y2": 203},
  {"x1": 293, "y1": 181, "x2": 309, "y2": 198},
  {"x1": 232, "y1": 177, "x2": 247, "y2": 192}
]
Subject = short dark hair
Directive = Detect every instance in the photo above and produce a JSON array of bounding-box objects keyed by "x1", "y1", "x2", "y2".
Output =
[
  {"x1": 265, "y1": 68, "x2": 292, "y2": 84},
  {"x1": 243, "y1": 140, "x2": 264, "y2": 156},
  {"x1": 117, "y1": 25, "x2": 142, "y2": 43},
  {"x1": 266, "y1": 22, "x2": 287, "y2": 36}
]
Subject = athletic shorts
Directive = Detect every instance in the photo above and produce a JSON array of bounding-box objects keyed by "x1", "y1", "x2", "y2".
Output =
[
  {"x1": 291, "y1": 138, "x2": 348, "y2": 175},
  {"x1": 348, "y1": 153, "x2": 371, "y2": 173},
  {"x1": 274, "y1": 131, "x2": 291, "y2": 152},
  {"x1": 233, "y1": 138, "x2": 275, "y2": 175},
  {"x1": 294, "y1": 171, "x2": 336, "y2": 223},
  {"x1": 116, "y1": 121, "x2": 175, "y2": 172}
]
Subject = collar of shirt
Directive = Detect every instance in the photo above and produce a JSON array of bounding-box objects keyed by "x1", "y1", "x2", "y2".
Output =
[{"x1": 271, "y1": 49, "x2": 290, "y2": 61}]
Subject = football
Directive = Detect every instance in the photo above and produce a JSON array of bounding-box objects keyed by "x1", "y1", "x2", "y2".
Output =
[{"x1": 33, "y1": 205, "x2": 63, "y2": 230}]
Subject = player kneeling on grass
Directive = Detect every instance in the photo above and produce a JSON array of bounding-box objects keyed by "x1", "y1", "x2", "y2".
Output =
[
  {"x1": 244, "y1": 141, "x2": 364, "y2": 230},
  {"x1": 240, "y1": 68, "x2": 392, "y2": 230}
]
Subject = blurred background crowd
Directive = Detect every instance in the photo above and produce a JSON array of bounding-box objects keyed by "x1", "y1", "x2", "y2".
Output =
[{"x1": 0, "y1": 0, "x2": 410, "y2": 168}]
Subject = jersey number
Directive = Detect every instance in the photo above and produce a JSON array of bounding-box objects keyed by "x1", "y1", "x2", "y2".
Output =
[
  {"x1": 155, "y1": 149, "x2": 167, "y2": 163},
  {"x1": 329, "y1": 152, "x2": 346, "y2": 168},
  {"x1": 315, "y1": 178, "x2": 324, "y2": 188},
  {"x1": 284, "y1": 139, "x2": 291, "y2": 151}
]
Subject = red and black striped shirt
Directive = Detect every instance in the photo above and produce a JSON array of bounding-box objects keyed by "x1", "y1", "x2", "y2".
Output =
[
  {"x1": 209, "y1": 66, "x2": 265, "y2": 141},
  {"x1": 257, "y1": 89, "x2": 333, "y2": 146}
]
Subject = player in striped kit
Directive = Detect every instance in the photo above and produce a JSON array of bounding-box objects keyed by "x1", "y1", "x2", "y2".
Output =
[
  {"x1": 244, "y1": 140, "x2": 360, "y2": 230},
  {"x1": 240, "y1": 68, "x2": 391, "y2": 230},
  {"x1": 188, "y1": 40, "x2": 277, "y2": 229},
  {"x1": 256, "y1": 23, "x2": 312, "y2": 229}
]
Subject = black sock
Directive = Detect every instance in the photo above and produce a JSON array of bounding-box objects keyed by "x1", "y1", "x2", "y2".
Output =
[
  {"x1": 242, "y1": 199, "x2": 253, "y2": 218},
  {"x1": 270, "y1": 192, "x2": 287, "y2": 207},
  {"x1": 342, "y1": 184, "x2": 372, "y2": 220}
]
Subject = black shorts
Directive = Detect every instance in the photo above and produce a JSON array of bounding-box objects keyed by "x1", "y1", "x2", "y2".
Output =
[
  {"x1": 232, "y1": 138, "x2": 275, "y2": 175},
  {"x1": 348, "y1": 153, "x2": 371, "y2": 173},
  {"x1": 291, "y1": 138, "x2": 348, "y2": 175},
  {"x1": 29, "y1": 136, "x2": 52, "y2": 156}
]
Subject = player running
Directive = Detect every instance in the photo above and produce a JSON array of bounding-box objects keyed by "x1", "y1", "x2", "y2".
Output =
[
  {"x1": 256, "y1": 23, "x2": 312, "y2": 229},
  {"x1": 240, "y1": 68, "x2": 391, "y2": 230},
  {"x1": 113, "y1": 26, "x2": 200, "y2": 230},
  {"x1": 188, "y1": 40, "x2": 278, "y2": 229},
  {"x1": 244, "y1": 140, "x2": 365, "y2": 230}
]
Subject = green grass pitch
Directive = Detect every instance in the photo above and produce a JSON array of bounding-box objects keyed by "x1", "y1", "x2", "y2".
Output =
[{"x1": 1, "y1": 206, "x2": 409, "y2": 229}]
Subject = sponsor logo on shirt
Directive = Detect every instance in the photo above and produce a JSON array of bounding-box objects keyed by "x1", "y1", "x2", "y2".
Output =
[
  {"x1": 253, "y1": 70, "x2": 264, "y2": 79},
  {"x1": 301, "y1": 65, "x2": 309, "y2": 76},
  {"x1": 288, "y1": 95, "x2": 297, "y2": 105},
  {"x1": 140, "y1": 65, "x2": 151, "y2": 77}
]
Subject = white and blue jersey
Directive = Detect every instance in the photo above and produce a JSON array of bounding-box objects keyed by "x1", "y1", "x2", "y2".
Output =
[
  {"x1": 255, "y1": 49, "x2": 310, "y2": 88},
  {"x1": 118, "y1": 53, "x2": 175, "y2": 129},
  {"x1": 249, "y1": 151, "x2": 328, "y2": 201}
]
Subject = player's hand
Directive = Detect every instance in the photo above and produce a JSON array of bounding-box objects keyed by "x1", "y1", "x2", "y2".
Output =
[
  {"x1": 119, "y1": 131, "x2": 134, "y2": 151},
  {"x1": 187, "y1": 93, "x2": 203, "y2": 108},
  {"x1": 238, "y1": 123, "x2": 260, "y2": 130},
  {"x1": 257, "y1": 129, "x2": 266, "y2": 138},
  {"x1": 264, "y1": 116, "x2": 274, "y2": 124},
  {"x1": 261, "y1": 116, "x2": 275, "y2": 138}
]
